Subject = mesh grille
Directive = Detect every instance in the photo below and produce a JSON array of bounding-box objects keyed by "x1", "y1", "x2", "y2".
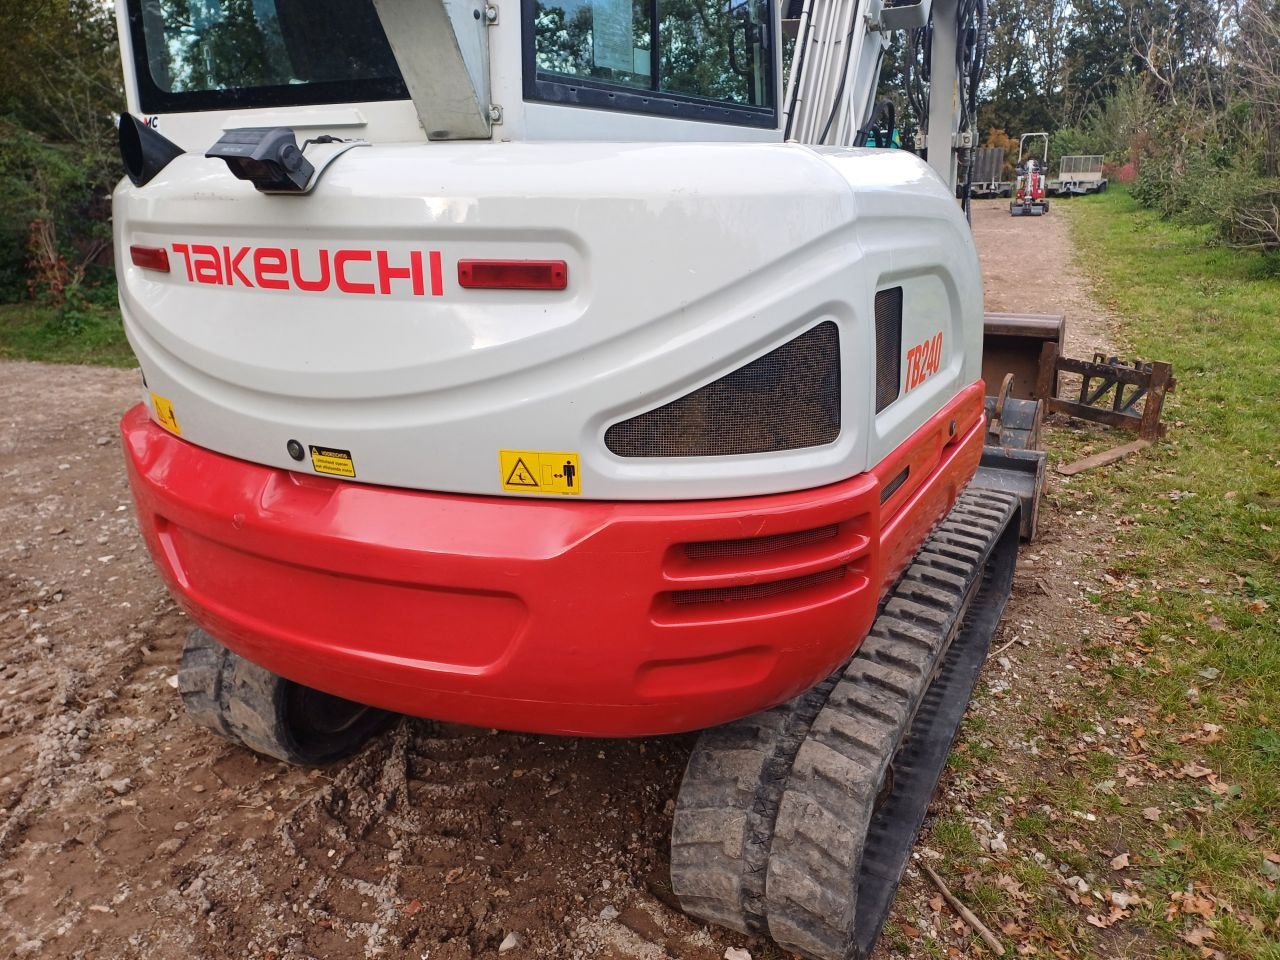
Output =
[
  {"x1": 874, "y1": 288, "x2": 902, "y2": 413},
  {"x1": 605, "y1": 322, "x2": 840, "y2": 458},
  {"x1": 684, "y1": 524, "x2": 839, "y2": 560},
  {"x1": 670, "y1": 566, "x2": 847, "y2": 605}
]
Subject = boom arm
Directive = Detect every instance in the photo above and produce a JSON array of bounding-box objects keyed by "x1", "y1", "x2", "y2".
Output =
[{"x1": 783, "y1": 0, "x2": 986, "y2": 198}]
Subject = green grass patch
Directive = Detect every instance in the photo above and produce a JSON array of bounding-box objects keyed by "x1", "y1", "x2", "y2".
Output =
[
  {"x1": 1066, "y1": 189, "x2": 1280, "y2": 958},
  {"x1": 0, "y1": 300, "x2": 135, "y2": 367}
]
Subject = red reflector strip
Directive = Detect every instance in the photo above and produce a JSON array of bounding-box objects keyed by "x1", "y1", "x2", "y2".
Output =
[
  {"x1": 457, "y1": 259, "x2": 567, "y2": 291},
  {"x1": 130, "y1": 245, "x2": 170, "y2": 272}
]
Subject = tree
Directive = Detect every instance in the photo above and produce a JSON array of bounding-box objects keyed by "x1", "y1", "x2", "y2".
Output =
[{"x1": 0, "y1": 0, "x2": 123, "y2": 304}]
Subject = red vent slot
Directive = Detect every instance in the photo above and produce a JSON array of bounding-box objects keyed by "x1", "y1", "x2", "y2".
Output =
[
  {"x1": 671, "y1": 567, "x2": 847, "y2": 605},
  {"x1": 457, "y1": 259, "x2": 568, "y2": 291},
  {"x1": 684, "y1": 524, "x2": 840, "y2": 560},
  {"x1": 130, "y1": 245, "x2": 170, "y2": 272}
]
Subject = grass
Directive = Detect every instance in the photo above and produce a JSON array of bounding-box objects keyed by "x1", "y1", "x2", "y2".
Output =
[
  {"x1": 1057, "y1": 190, "x2": 1280, "y2": 957},
  {"x1": 0, "y1": 299, "x2": 135, "y2": 367},
  {"x1": 926, "y1": 190, "x2": 1280, "y2": 960}
]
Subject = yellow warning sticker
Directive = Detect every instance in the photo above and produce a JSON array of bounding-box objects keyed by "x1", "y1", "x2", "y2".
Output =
[
  {"x1": 499, "y1": 449, "x2": 581, "y2": 495},
  {"x1": 309, "y1": 445, "x2": 356, "y2": 478},
  {"x1": 150, "y1": 392, "x2": 181, "y2": 435}
]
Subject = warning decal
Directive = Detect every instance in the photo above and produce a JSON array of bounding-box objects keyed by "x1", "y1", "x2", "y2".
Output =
[
  {"x1": 309, "y1": 445, "x2": 356, "y2": 478},
  {"x1": 150, "y1": 393, "x2": 181, "y2": 435},
  {"x1": 499, "y1": 450, "x2": 581, "y2": 495}
]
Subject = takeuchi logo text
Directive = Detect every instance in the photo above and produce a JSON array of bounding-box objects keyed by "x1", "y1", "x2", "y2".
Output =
[{"x1": 170, "y1": 244, "x2": 445, "y2": 296}]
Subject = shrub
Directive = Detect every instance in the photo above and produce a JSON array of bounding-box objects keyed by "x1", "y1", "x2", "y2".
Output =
[{"x1": 0, "y1": 121, "x2": 113, "y2": 306}]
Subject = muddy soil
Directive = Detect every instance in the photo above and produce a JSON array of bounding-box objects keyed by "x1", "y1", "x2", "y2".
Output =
[{"x1": 1, "y1": 199, "x2": 1118, "y2": 959}]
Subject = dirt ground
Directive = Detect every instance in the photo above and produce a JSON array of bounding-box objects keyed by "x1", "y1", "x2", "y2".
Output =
[{"x1": 1, "y1": 199, "x2": 1121, "y2": 960}]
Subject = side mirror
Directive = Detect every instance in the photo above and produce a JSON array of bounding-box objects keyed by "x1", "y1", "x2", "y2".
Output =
[{"x1": 119, "y1": 114, "x2": 184, "y2": 187}]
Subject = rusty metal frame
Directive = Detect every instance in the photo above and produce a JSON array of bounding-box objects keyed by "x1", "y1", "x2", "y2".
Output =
[{"x1": 1046, "y1": 354, "x2": 1175, "y2": 441}]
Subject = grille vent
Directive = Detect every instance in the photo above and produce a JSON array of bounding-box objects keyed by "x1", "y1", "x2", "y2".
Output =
[
  {"x1": 874, "y1": 287, "x2": 903, "y2": 412},
  {"x1": 605, "y1": 322, "x2": 840, "y2": 458},
  {"x1": 684, "y1": 524, "x2": 840, "y2": 560},
  {"x1": 670, "y1": 566, "x2": 847, "y2": 605}
]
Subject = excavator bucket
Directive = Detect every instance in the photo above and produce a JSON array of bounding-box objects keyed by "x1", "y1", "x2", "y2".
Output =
[{"x1": 982, "y1": 312, "x2": 1063, "y2": 401}]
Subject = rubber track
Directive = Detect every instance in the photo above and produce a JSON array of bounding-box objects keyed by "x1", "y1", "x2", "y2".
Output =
[
  {"x1": 765, "y1": 488, "x2": 1019, "y2": 960},
  {"x1": 178, "y1": 628, "x2": 392, "y2": 766},
  {"x1": 179, "y1": 627, "x2": 303, "y2": 762},
  {"x1": 670, "y1": 675, "x2": 842, "y2": 934},
  {"x1": 671, "y1": 488, "x2": 1019, "y2": 958}
]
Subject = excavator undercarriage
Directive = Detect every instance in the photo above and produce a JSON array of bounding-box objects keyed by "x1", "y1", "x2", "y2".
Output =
[{"x1": 671, "y1": 489, "x2": 1023, "y2": 960}]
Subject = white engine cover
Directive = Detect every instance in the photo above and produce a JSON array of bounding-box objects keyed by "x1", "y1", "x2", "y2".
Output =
[{"x1": 115, "y1": 141, "x2": 982, "y2": 500}]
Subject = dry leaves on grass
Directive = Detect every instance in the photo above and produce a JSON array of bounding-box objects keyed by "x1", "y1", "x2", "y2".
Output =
[
  {"x1": 1182, "y1": 926, "x2": 1226, "y2": 960},
  {"x1": 1086, "y1": 905, "x2": 1130, "y2": 928},
  {"x1": 1166, "y1": 890, "x2": 1217, "y2": 920}
]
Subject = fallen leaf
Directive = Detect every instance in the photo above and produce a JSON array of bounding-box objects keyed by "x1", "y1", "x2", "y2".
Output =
[
  {"x1": 1181, "y1": 763, "x2": 1214, "y2": 779},
  {"x1": 1111, "y1": 852, "x2": 1131, "y2": 870},
  {"x1": 404, "y1": 898, "x2": 422, "y2": 916},
  {"x1": 900, "y1": 924, "x2": 920, "y2": 938},
  {"x1": 1246, "y1": 598, "x2": 1270, "y2": 614},
  {"x1": 1111, "y1": 891, "x2": 1149, "y2": 909},
  {"x1": 1182, "y1": 926, "x2": 1215, "y2": 947},
  {"x1": 1182, "y1": 896, "x2": 1216, "y2": 918},
  {"x1": 994, "y1": 874, "x2": 1028, "y2": 901},
  {"x1": 1142, "y1": 806, "x2": 1162, "y2": 821},
  {"x1": 929, "y1": 894, "x2": 945, "y2": 913},
  {"x1": 1086, "y1": 906, "x2": 1130, "y2": 928},
  {"x1": 1207, "y1": 616, "x2": 1227, "y2": 632},
  {"x1": 445, "y1": 866, "x2": 464, "y2": 884}
]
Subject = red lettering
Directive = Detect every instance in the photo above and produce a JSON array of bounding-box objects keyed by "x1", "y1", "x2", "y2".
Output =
[
  {"x1": 172, "y1": 243, "x2": 194, "y2": 281},
  {"x1": 291, "y1": 248, "x2": 331, "y2": 292},
  {"x1": 171, "y1": 242, "x2": 453, "y2": 299},
  {"x1": 223, "y1": 246, "x2": 254, "y2": 287},
  {"x1": 904, "y1": 333, "x2": 945, "y2": 393},
  {"x1": 334, "y1": 250, "x2": 375, "y2": 295},
  {"x1": 254, "y1": 247, "x2": 289, "y2": 290},
  {"x1": 191, "y1": 244, "x2": 222, "y2": 284},
  {"x1": 429, "y1": 250, "x2": 443, "y2": 297},
  {"x1": 376, "y1": 250, "x2": 424, "y2": 296}
]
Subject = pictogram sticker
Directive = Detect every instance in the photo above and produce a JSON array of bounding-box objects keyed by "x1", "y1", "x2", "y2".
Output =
[
  {"x1": 309, "y1": 445, "x2": 356, "y2": 478},
  {"x1": 150, "y1": 393, "x2": 181, "y2": 435},
  {"x1": 499, "y1": 450, "x2": 581, "y2": 495}
]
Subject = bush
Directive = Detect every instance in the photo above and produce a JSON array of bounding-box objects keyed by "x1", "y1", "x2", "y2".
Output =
[
  {"x1": 1213, "y1": 176, "x2": 1280, "y2": 250},
  {"x1": 1053, "y1": 79, "x2": 1154, "y2": 167},
  {"x1": 0, "y1": 121, "x2": 113, "y2": 307}
]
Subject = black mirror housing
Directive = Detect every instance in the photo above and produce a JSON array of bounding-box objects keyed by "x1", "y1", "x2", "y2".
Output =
[{"x1": 119, "y1": 114, "x2": 184, "y2": 187}]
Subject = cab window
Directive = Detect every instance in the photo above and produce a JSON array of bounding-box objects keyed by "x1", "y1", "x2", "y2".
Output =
[{"x1": 526, "y1": 0, "x2": 776, "y2": 127}]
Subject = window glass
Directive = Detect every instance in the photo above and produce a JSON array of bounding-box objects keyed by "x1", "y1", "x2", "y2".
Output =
[
  {"x1": 135, "y1": 0, "x2": 401, "y2": 98},
  {"x1": 531, "y1": 0, "x2": 774, "y2": 116},
  {"x1": 533, "y1": 0, "x2": 653, "y2": 89},
  {"x1": 659, "y1": 0, "x2": 771, "y2": 107}
]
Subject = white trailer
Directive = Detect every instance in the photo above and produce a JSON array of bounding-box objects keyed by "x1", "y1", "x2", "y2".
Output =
[{"x1": 1051, "y1": 155, "x2": 1109, "y2": 195}]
